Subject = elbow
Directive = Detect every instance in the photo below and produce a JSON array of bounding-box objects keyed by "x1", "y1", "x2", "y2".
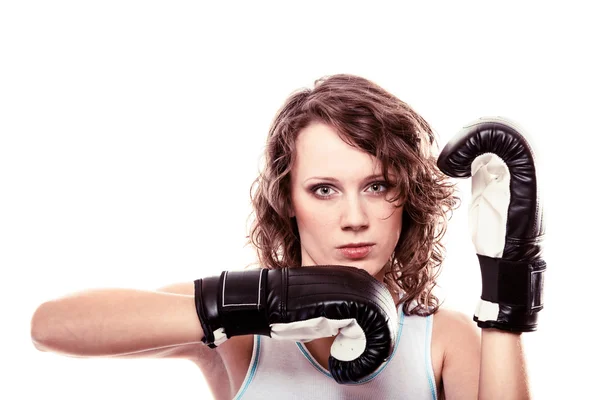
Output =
[
  {"x1": 30, "y1": 302, "x2": 52, "y2": 351},
  {"x1": 30, "y1": 301, "x2": 64, "y2": 353},
  {"x1": 31, "y1": 338, "x2": 49, "y2": 352},
  {"x1": 30, "y1": 300, "x2": 94, "y2": 357}
]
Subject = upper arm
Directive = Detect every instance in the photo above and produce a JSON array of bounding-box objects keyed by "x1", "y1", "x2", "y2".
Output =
[
  {"x1": 155, "y1": 282, "x2": 254, "y2": 396},
  {"x1": 436, "y1": 308, "x2": 481, "y2": 400}
]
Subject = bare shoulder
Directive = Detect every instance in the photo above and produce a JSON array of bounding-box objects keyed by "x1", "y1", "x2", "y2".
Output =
[
  {"x1": 156, "y1": 281, "x2": 254, "y2": 399},
  {"x1": 432, "y1": 307, "x2": 481, "y2": 399},
  {"x1": 433, "y1": 307, "x2": 481, "y2": 342},
  {"x1": 433, "y1": 307, "x2": 481, "y2": 362}
]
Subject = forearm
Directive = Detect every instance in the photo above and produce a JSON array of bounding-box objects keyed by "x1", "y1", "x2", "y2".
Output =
[
  {"x1": 479, "y1": 329, "x2": 530, "y2": 400},
  {"x1": 30, "y1": 289, "x2": 203, "y2": 356}
]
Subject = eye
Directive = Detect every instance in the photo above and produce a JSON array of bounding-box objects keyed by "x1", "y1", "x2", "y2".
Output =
[
  {"x1": 312, "y1": 185, "x2": 337, "y2": 198},
  {"x1": 367, "y1": 182, "x2": 388, "y2": 193}
]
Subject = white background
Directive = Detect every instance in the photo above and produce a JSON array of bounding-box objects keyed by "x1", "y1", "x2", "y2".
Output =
[{"x1": 1, "y1": 1, "x2": 597, "y2": 399}]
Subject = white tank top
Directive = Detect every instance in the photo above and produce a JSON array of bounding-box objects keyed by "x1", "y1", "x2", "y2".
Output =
[{"x1": 232, "y1": 305, "x2": 438, "y2": 400}]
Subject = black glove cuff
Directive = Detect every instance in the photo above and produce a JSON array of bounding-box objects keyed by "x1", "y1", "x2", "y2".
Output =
[
  {"x1": 218, "y1": 269, "x2": 271, "y2": 337},
  {"x1": 194, "y1": 269, "x2": 271, "y2": 348},
  {"x1": 478, "y1": 254, "x2": 545, "y2": 311},
  {"x1": 194, "y1": 276, "x2": 219, "y2": 348},
  {"x1": 475, "y1": 310, "x2": 539, "y2": 332}
]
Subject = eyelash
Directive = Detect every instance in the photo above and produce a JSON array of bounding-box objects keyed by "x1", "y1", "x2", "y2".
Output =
[{"x1": 310, "y1": 181, "x2": 389, "y2": 199}]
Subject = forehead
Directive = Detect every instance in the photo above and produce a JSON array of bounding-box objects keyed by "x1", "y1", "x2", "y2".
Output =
[{"x1": 292, "y1": 122, "x2": 382, "y2": 179}]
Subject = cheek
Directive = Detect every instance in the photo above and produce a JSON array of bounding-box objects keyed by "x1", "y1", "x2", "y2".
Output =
[
  {"x1": 377, "y1": 205, "x2": 403, "y2": 242},
  {"x1": 293, "y1": 195, "x2": 336, "y2": 235}
]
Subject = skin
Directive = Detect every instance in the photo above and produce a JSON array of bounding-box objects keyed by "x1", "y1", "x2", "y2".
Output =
[{"x1": 31, "y1": 121, "x2": 529, "y2": 399}]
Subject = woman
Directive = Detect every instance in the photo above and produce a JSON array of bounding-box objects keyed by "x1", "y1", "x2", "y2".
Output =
[{"x1": 31, "y1": 74, "x2": 532, "y2": 399}]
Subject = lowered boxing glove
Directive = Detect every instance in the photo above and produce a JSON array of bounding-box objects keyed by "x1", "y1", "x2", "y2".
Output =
[
  {"x1": 437, "y1": 117, "x2": 546, "y2": 332},
  {"x1": 194, "y1": 265, "x2": 398, "y2": 383}
]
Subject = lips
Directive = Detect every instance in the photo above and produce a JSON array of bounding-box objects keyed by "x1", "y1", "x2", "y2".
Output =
[{"x1": 337, "y1": 243, "x2": 375, "y2": 260}]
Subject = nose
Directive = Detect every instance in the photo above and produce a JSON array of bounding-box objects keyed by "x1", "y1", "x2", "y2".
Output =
[{"x1": 340, "y1": 194, "x2": 369, "y2": 231}]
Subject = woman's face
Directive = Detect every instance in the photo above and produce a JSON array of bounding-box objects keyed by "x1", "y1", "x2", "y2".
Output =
[{"x1": 290, "y1": 122, "x2": 404, "y2": 280}]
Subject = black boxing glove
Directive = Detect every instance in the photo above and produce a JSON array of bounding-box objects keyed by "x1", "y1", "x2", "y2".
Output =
[
  {"x1": 194, "y1": 265, "x2": 398, "y2": 383},
  {"x1": 437, "y1": 117, "x2": 546, "y2": 332}
]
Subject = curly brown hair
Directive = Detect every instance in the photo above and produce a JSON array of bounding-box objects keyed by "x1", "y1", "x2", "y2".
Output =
[{"x1": 248, "y1": 74, "x2": 459, "y2": 316}]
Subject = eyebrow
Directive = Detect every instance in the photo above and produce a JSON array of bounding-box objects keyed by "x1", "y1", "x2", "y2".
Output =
[{"x1": 303, "y1": 174, "x2": 387, "y2": 184}]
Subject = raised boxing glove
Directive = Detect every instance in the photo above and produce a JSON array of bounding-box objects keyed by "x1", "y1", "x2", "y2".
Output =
[
  {"x1": 437, "y1": 117, "x2": 546, "y2": 332},
  {"x1": 194, "y1": 265, "x2": 398, "y2": 383}
]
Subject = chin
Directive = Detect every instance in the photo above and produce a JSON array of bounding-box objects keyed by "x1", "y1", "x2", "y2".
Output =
[
  {"x1": 306, "y1": 255, "x2": 385, "y2": 278},
  {"x1": 342, "y1": 260, "x2": 385, "y2": 277}
]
